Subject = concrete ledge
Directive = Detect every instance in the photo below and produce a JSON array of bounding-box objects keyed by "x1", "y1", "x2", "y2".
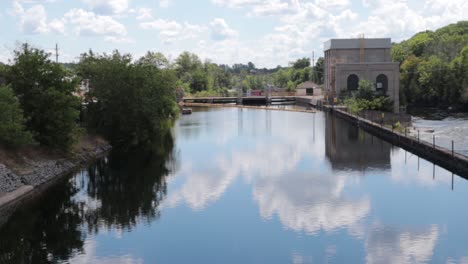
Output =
[
  {"x1": 333, "y1": 109, "x2": 468, "y2": 178},
  {"x1": 0, "y1": 185, "x2": 34, "y2": 208}
]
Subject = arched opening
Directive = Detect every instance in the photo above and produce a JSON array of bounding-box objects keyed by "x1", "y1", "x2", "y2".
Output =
[
  {"x1": 347, "y1": 74, "x2": 359, "y2": 91},
  {"x1": 376, "y1": 74, "x2": 388, "y2": 95}
]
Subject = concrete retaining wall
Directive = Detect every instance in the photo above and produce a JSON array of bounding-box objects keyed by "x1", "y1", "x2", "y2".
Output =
[{"x1": 333, "y1": 109, "x2": 468, "y2": 178}]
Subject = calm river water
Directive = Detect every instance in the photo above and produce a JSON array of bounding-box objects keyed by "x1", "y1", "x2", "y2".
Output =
[{"x1": 1, "y1": 107, "x2": 468, "y2": 263}]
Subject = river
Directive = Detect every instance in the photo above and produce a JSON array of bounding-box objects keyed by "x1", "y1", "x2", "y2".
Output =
[{"x1": 1, "y1": 107, "x2": 468, "y2": 263}]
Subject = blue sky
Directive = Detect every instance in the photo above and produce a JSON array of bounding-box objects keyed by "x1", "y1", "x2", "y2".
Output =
[{"x1": 0, "y1": 0, "x2": 466, "y2": 67}]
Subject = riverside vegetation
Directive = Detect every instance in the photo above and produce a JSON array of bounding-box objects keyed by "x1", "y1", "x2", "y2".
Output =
[{"x1": 391, "y1": 21, "x2": 468, "y2": 110}]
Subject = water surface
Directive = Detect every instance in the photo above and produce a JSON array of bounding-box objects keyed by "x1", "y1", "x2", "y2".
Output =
[{"x1": 1, "y1": 107, "x2": 468, "y2": 263}]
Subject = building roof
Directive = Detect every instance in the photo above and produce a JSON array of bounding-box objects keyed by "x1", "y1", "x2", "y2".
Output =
[
  {"x1": 296, "y1": 81, "x2": 319, "y2": 89},
  {"x1": 324, "y1": 38, "x2": 392, "y2": 51}
]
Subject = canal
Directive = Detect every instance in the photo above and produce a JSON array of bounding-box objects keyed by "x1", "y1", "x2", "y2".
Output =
[{"x1": 1, "y1": 107, "x2": 468, "y2": 263}]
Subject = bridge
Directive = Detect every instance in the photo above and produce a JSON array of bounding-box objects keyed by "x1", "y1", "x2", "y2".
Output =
[{"x1": 182, "y1": 96, "x2": 321, "y2": 105}]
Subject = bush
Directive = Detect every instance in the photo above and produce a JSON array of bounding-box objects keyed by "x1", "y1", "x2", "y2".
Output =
[
  {"x1": 343, "y1": 79, "x2": 393, "y2": 114},
  {"x1": 0, "y1": 86, "x2": 33, "y2": 148}
]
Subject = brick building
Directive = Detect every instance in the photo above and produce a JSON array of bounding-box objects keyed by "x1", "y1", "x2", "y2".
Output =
[{"x1": 324, "y1": 38, "x2": 400, "y2": 112}]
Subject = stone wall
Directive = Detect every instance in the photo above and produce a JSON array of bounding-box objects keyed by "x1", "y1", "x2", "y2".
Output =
[
  {"x1": 0, "y1": 165, "x2": 23, "y2": 194},
  {"x1": 0, "y1": 144, "x2": 111, "y2": 210}
]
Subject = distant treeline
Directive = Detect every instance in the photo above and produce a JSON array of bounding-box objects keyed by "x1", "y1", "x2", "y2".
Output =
[{"x1": 391, "y1": 21, "x2": 468, "y2": 110}]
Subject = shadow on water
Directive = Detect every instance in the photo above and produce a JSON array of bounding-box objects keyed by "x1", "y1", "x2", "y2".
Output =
[{"x1": 0, "y1": 131, "x2": 177, "y2": 263}]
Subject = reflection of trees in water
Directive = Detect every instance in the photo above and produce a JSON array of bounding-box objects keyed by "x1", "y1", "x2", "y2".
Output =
[
  {"x1": 0, "y1": 131, "x2": 177, "y2": 263},
  {"x1": 85, "y1": 131, "x2": 177, "y2": 232},
  {"x1": 0, "y1": 180, "x2": 85, "y2": 263}
]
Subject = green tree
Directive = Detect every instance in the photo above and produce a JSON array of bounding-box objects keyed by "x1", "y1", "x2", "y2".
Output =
[
  {"x1": 6, "y1": 44, "x2": 80, "y2": 150},
  {"x1": 292, "y1": 57, "x2": 311, "y2": 69},
  {"x1": 78, "y1": 50, "x2": 178, "y2": 148},
  {"x1": 191, "y1": 68, "x2": 208, "y2": 92},
  {"x1": 0, "y1": 86, "x2": 33, "y2": 148},
  {"x1": 356, "y1": 80, "x2": 375, "y2": 100},
  {"x1": 137, "y1": 51, "x2": 170, "y2": 68},
  {"x1": 175, "y1": 52, "x2": 202, "y2": 76}
]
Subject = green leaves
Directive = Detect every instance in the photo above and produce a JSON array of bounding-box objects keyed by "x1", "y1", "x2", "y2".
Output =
[
  {"x1": 392, "y1": 21, "x2": 468, "y2": 109},
  {"x1": 343, "y1": 80, "x2": 393, "y2": 114},
  {"x1": 78, "y1": 51, "x2": 178, "y2": 148},
  {"x1": 4, "y1": 44, "x2": 80, "y2": 150},
  {"x1": 0, "y1": 86, "x2": 34, "y2": 148}
]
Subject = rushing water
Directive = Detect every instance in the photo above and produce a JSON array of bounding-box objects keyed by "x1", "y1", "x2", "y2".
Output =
[
  {"x1": 1, "y1": 107, "x2": 468, "y2": 263},
  {"x1": 410, "y1": 110, "x2": 468, "y2": 157}
]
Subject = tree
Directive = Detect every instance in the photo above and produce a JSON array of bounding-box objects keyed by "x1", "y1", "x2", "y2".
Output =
[
  {"x1": 191, "y1": 68, "x2": 208, "y2": 92},
  {"x1": 137, "y1": 51, "x2": 170, "y2": 68},
  {"x1": 0, "y1": 86, "x2": 33, "y2": 148},
  {"x1": 292, "y1": 57, "x2": 311, "y2": 69},
  {"x1": 175, "y1": 52, "x2": 202, "y2": 77},
  {"x1": 6, "y1": 44, "x2": 80, "y2": 150},
  {"x1": 247, "y1": 62, "x2": 255, "y2": 71},
  {"x1": 77, "y1": 50, "x2": 178, "y2": 148}
]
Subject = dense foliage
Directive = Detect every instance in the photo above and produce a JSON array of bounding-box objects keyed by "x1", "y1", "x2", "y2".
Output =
[
  {"x1": 0, "y1": 86, "x2": 33, "y2": 148},
  {"x1": 169, "y1": 52, "x2": 324, "y2": 96},
  {"x1": 392, "y1": 21, "x2": 468, "y2": 109},
  {"x1": 5, "y1": 44, "x2": 80, "y2": 150},
  {"x1": 77, "y1": 51, "x2": 178, "y2": 148},
  {"x1": 344, "y1": 80, "x2": 393, "y2": 114}
]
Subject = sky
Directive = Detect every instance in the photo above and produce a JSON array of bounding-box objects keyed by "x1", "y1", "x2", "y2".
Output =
[{"x1": 0, "y1": 0, "x2": 466, "y2": 68}]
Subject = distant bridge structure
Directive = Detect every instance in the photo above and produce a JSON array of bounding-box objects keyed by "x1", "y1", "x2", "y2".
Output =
[{"x1": 182, "y1": 96, "x2": 297, "y2": 105}]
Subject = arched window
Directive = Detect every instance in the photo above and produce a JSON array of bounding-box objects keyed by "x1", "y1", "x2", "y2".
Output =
[
  {"x1": 347, "y1": 74, "x2": 359, "y2": 91},
  {"x1": 376, "y1": 74, "x2": 388, "y2": 95}
]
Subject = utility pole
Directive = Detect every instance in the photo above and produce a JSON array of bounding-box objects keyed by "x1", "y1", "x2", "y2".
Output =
[
  {"x1": 312, "y1": 50, "x2": 318, "y2": 82},
  {"x1": 312, "y1": 50, "x2": 315, "y2": 67},
  {"x1": 55, "y1": 43, "x2": 59, "y2": 63}
]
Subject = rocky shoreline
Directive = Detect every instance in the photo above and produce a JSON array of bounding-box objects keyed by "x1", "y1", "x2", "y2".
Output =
[{"x1": 0, "y1": 143, "x2": 111, "y2": 211}]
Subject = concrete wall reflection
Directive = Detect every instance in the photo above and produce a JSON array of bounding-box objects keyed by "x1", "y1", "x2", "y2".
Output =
[{"x1": 325, "y1": 113, "x2": 392, "y2": 171}]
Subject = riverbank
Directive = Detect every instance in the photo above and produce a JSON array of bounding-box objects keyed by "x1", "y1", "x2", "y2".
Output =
[{"x1": 0, "y1": 135, "x2": 111, "y2": 211}]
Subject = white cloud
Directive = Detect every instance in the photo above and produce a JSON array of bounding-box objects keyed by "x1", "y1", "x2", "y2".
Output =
[
  {"x1": 140, "y1": 19, "x2": 205, "y2": 44},
  {"x1": 65, "y1": 8, "x2": 127, "y2": 36},
  {"x1": 160, "y1": 0, "x2": 170, "y2": 8},
  {"x1": 249, "y1": 0, "x2": 290, "y2": 16},
  {"x1": 210, "y1": 18, "x2": 238, "y2": 41},
  {"x1": 17, "y1": 0, "x2": 57, "y2": 3},
  {"x1": 366, "y1": 224, "x2": 439, "y2": 264},
  {"x1": 12, "y1": 2, "x2": 49, "y2": 34},
  {"x1": 315, "y1": 0, "x2": 350, "y2": 9},
  {"x1": 135, "y1": 7, "x2": 152, "y2": 20},
  {"x1": 68, "y1": 239, "x2": 143, "y2": 264},
  {"x1": 81, "y1": 0, "x2": 129, "y2": 15},
  {"x1": 105, "y1": 36, "x2": 134, "y2": 43},
  {"x1": 48, "y1": 18, "x2": 66, "y2": 34},
  {"x1": 211, "y1": 0, "x2": 264, "y2": 8}
]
